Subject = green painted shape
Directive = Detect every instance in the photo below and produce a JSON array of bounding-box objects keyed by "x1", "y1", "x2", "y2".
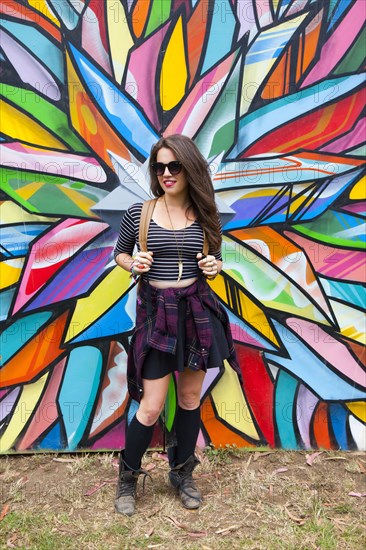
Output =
[
  {"x1": 0, "y1": 167, "x2": 107, "y2": 217},
  {"x1": 334, "y1": 27, "x2": 366, "y2": 75},
  {"x1": 145, "y1": 0, "x2": 171, "y2": 37},
  {"x1": 164, "y1": 374, "x2": 177, "y2": 432},
  {"x1": 346, "y1": 145, "x2": 366, "y2": 157},
  {"x1": 209, "y1": 120, "x2": 236, "y2": 157},
  {"x1": 0, "y1": 83, "x2": 88, "y2": 152},
  {"x1": 293, "y1": 211, "x2": 366, "y2": 250}
]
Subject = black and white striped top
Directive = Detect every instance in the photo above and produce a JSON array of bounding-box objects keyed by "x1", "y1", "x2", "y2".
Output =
[{"x1": 114, "y1": 203, "x2": 222, "y2": 281}]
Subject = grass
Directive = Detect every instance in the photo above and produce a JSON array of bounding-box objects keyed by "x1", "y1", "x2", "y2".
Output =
[{"x1": 1, "y1": 448, "x2": 365, "y2": 549}]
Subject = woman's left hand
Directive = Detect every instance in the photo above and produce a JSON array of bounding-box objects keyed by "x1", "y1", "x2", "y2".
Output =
[{"x1": 197, "y1": 253, "x2": 219, "y2": 278}]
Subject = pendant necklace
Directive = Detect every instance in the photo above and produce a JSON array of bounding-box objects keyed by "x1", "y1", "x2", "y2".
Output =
[{"x1": 164, "y1": 195, "x2": 189, "y2": 282}]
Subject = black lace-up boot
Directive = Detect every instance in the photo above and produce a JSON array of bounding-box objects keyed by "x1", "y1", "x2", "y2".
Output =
[
  {"x1": 169, "y1": 454, "x2": 202, "y2": 509},
  {"x1": 115, "y1": 452, "x2": 150, "y2": 516}
]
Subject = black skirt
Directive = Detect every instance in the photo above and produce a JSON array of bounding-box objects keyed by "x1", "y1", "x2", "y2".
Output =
[{"x1": 142, "y1": 297, "x2": 230, "y2": 379}]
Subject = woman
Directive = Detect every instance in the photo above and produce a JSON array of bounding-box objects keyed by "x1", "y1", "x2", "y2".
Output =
[{"x1": 114, "y1": 134, "x2": 241, "y2": 516}]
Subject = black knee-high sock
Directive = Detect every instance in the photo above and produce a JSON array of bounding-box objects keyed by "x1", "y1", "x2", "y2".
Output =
[
  {"x1": 123, "y1": 416, "x2": 155, "y2": 470},
  {"x1": 175, "y1": 406, "x2": 201, "y2": 464}
]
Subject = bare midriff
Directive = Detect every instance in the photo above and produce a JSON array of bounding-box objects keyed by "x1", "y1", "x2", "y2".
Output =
[{"x1": 149, "y1": 276, "x2": 198, "y2": 289}]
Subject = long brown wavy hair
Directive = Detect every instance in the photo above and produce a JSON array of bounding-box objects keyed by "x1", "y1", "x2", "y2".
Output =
[{"x1": 148, "y1": 134, "x2": 222, "y2": 253}]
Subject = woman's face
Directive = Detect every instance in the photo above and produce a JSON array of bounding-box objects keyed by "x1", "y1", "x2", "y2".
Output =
[{"x1": 155, "y1": 147, "x2": 189, "y2": 198}]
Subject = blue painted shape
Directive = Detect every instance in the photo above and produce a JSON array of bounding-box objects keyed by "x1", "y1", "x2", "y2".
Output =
[
  {"x1": 327, "y1": 0, "x2": 353, "y2": 29},
  {"x1": 228, "y1": 74, "x2": 365, "y2": 158},
  {"x1": 223, "y1": 190, "x2": 288, "y2": 230},
  {"x1": 201, "y1": 0, "x2": 236, "y2": 74},
  {"x1": 37, "y1": 421, "x2": 63, "y2": 450},
  {"x1": 0, "y1": 224, "x2": 49, "y2": 258},
  {"x1": 58, "y1": 346, "x2": 103, "y2": 450},
  {"x1": 320, "y1": 277, "x2": 366, "y2": 310},
  {"x1": 275, "y1": 369, "x2": 299, "y2": 449},
  {"x1": 127, "y1": 399, "x2": 139, "y2": 425},
  {"x1": 265, "y1": 321, "x2": 366, "y2": 401},
  {"x1": 0, "y1": 311, "x2": 53, "y2": 366},
  {"x1": 293, "y1": 170, "x2": 364, "y2": 222},
  {"x1": 329, "y1": 403, "x2": 349, "y2": 450},
  {"x1": 0, "y1": 288, "x2": 14, "y2": 321},
  {"x1": 68, "y1": 42, "x2": 159, "y2": 159},
  {"x1": 0, "y1": 20, "x2": 64, "y2": 82},
  {"x1": 70, "y1": 288, "x2": 136, "y2": 343},
  {"x1": 47, "y1": 0, "x2": 80, "y2": 30}
]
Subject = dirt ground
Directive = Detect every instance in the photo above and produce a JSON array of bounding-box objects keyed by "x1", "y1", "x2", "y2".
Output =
[{"x1": 1, "y1": 448, "x2": 365, "y2": 549}]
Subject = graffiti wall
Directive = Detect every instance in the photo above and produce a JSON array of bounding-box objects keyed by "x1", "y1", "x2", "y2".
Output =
[{"x1": 0, "y1": 0, "x2": 365, "y2": 453}]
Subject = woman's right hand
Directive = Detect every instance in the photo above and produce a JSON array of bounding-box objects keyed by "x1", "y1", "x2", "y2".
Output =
[{"x1": 131, "y1": 251, "x2": 153, "y2": 274}]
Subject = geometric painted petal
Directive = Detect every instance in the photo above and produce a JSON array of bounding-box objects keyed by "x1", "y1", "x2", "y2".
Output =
[
  {"x1": 211, "y1": 361, "x2": 260, "y2": 441},
  {"x1": 64, "y1": 267, "x2": 135, "y2": 342},
  {"x1": 58, "y1": 346, "x2": 103, "y2": 451},
  {"x1": 0, "y1": 372, "x2": 48, "y2": 452},
  {"x1": 89, "y1": 342, "x2": 129, "y2": 439}
]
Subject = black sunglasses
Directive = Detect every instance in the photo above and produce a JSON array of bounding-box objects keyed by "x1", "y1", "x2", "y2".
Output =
[{"x1": 151, "y1": 161, "x2": 182, "y2": 176}]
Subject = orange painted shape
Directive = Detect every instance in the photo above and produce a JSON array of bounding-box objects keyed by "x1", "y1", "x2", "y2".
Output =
[
  {"x1": 186, "y1": 0, "x2": 209, "y2": 86},
  {"x1": 312, "y1": 402, "x2": 336, "y2": 450},
  {"x1": 262, "y1": 55, "x2": 286, "y2": 100},
  {"x1": 341, "y1": 338, "x2": 366, "y2": 368},
  {"x1": 201, "y1": 396, "x2": 255, "y2": 448},
  {"x1": 0, "y1": 311, "x2": 69, "y2": 388},
  {"x1": 67, "y1": 52, "x2": 131, "y2": 167},
  {"x1": 132, "y1": 0, "x2": 151, "y2": 39}
]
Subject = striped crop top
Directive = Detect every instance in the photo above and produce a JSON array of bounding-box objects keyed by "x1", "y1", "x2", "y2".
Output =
[{"x1": 114, "y1": 203, "x2": 222, "y2": 281}]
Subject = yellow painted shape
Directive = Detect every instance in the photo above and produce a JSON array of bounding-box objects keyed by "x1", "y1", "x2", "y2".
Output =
[
  {"x1": 209, "y1": 274, "x2": 279, "y2": 347},
  {"x1": 345, "y1": 401, "x2": 366, "y2": 423},
  {"x1": 0, "y1": 258, "x2": 25, "y2": 289},
  {"x1": 160, "y1": 16, "x2": 188, "y2": 110},
  {"x1": 211, "y1": 361, "x2": 260, "y2": 440},
  {"x1": 330, "y1": 299, "x2": 365, "y2": 345},
  {"x1": 15, "y1": 181, "x2": 45, "y2": 201},
  {"x1": 240, "y1": 13, "x2": 307, "y2": 115},
  {"x1": 64, "y1": 266, "x2": 132, "y2": 341},
  {"x1": 58, "y1": 185, "x2": 96, "y2": 217},
  {"x1": 80, "y1": 104, "x2": 98, "y2": 135},
  {"x1": 1, "y1": 101, "x2": 66, "y2": 150},
  {"x1": 107, "y1": 0, "x2": 134, "y2": 83},
  {"x1": 0, "y1": 372, "x2": 48, "y2": 452},
  {"x1": 27, "y1": 0, "x2": 60, "y2": 26},
  {"x1": 349, "y1": 175, "x2": 366, "y2": 200},
  {"x1": 0, "y1": 202, "x2": 57, "y2": 225}
]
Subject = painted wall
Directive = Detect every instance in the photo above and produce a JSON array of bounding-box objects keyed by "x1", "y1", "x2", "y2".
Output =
[{"x1": 0, "y1": 0, "x2": 365, "y2": 453}]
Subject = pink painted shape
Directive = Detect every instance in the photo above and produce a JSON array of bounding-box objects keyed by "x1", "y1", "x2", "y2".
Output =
[
  {"x1": 165, "y1": 51, "x2": 237, "y2": 137},
  {"x1": 321, "y1": 118, "x2": 366, "y2": 153},
  {"x1": 230, "y1": 322, "x2": 270, "y2": 349},
  {"x1": 13, "y1": 219, "x2": 108, "y2": 313},
  {"x1": 17, "y1": 358, "x2": 67, "y2": 450},
  {"x1": 91, "y1": 417, "x2": 126, "y2": 450},
  {"x1": 0, "y1": 387, "x2": 21, "y2": 422},
  {"x1": 296, "y1": 384, "x2": 319, "y2": 449},
  {"x1": 302, "y1": 0, "x2": 365, "y2": 86},
  {"x1": 128, "y1": 20, "x2": 171, "y2": 129},
  {"x1": 285, "y1": 231, "x2": 366, "y2": 283},
  {"x1": 1, "y1": 142, "x2": 106, "y2": 182},
  {"x1": 286, "y1": 0, "x2": 309, "y2": 17},
  {"x1": 287, "y1": 317, "x2": 366, "y2": 389},
  {"x1": 340, "y1": 202, "x2": 366, "y2": 215},
  {"x1": 82, "y1": 5, "x2": 112, "y2": 76}
]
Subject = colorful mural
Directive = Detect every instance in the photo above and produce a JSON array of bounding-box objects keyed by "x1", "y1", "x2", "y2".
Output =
[{"x1": 0, "y1": 0, "x2": 365, "y2": 453}]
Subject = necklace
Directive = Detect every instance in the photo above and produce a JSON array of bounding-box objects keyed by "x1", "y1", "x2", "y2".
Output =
[{"x1": 163, "y1": 195, "x2": 189, "y2": 282}]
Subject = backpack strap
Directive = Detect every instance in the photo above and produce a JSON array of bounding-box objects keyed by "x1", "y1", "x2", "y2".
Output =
[
  {"x1": 202, "y1": 230, "x2": 209, "y2": 257},
  {"x1": 139, "y1": 198, "x2": 158, "y2": 252}
]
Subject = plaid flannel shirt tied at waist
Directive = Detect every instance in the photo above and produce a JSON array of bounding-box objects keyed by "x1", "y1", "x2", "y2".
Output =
[{"x1": 138, "y1": 279, "x2": 213, "y2": 368}]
